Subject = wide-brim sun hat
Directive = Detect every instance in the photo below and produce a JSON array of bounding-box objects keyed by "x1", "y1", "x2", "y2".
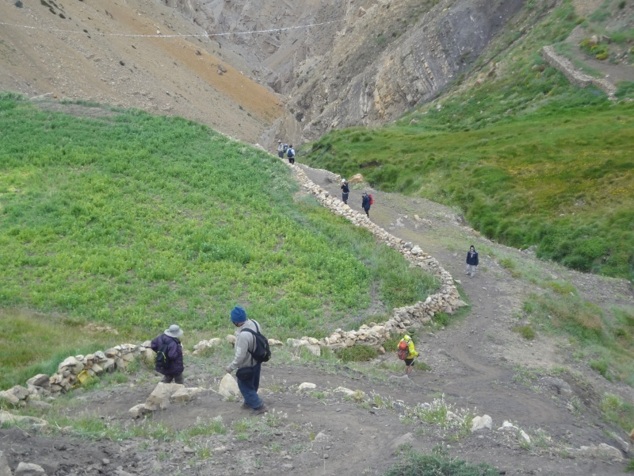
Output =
[{"x1": 164, "y1": 324, "x2": 183, "y2": 338}]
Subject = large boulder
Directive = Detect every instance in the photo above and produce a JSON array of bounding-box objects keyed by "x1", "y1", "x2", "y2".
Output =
[{"x1": 218, "y1": 374, "x2": 240, "y2": 398}]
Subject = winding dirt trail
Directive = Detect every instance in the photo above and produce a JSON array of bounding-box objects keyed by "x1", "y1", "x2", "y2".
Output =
[{"x1": 297, "y1": 162, "x2": 633, "y2": 444}]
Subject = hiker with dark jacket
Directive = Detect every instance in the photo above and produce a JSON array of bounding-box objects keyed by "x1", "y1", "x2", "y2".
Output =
[
  {"x1": 361, "y1": 192, "x2": 371, "y2": 217},
  {"x1": 225, "y1": 306, "x2": 268, "y2": 414},
  {"x1": 466, "y1": 245, "x2": 479, "y2": 277},
  {"x1": 341, "y1": 179, "x2": 350, "y2": 204},
  {"x1": 286, "y1": 144, "x2": 295, "y2": 164},
  {"x1": 151, "y1": 324, "x2": 184, "y2": 384}
]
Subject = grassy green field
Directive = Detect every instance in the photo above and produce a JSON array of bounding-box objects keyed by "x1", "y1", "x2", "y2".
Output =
[
  {"x1": 0, "y1": 94, "x2": 438, "y2": 389},
  {"x1": 303, "y1": 1, "x2": 634, "y2": 281}
]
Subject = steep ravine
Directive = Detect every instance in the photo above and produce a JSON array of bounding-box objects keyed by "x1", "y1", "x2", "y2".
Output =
[{"x1": 166, "y1": 0, "x2": 525, "y2": 145}]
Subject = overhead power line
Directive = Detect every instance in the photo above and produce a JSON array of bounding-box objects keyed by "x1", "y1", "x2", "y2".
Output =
[{"x1": 0, "y1": 19, "x2": 342, "y2": 39}]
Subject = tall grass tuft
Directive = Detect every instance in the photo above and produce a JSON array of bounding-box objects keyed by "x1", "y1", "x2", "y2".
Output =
[
  {"x1": 0, "y1": 309, "x2": 126, "y2": 389},
  {"x1": 523, "y1": 293, "x2": 634, "y2": 384},
  {"x1": 385, "y1": 447, "x2": 499, "y2": 476}
]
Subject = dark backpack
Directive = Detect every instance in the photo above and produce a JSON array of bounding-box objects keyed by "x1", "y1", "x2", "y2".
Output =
[
  {"x1": 155, "y1": 342, "x2": 170, "y2": 373},
  {"x1": 242, "y1": 322, "x2": 271, "y2": 363},
  {"x1": 287, "y1": 148, "x2": 295, "y2": 158}
]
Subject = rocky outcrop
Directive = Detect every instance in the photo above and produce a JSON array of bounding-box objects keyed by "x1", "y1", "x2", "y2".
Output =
[
  {"x1": 293, "y1": 0, "x2": 525, "y2": 141},
  {"x1": 129, "y1": 382, "x2": 204, "y2": 418},
  {"x1": 167, "y1": 0, "x2": 524, "y2": 145}
]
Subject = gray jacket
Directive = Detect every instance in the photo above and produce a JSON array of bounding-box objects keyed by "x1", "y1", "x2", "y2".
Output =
[{"x1": 228, "y1": 319, "x2": 261, "y2": 371}]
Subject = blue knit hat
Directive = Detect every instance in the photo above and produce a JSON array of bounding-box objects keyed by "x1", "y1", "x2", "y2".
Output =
[{"x1": 230, "y1": 306, "x2": 247, "y2": 324}]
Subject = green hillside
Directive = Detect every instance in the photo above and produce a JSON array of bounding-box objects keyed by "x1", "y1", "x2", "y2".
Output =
[
  {"x1": 0, "y1": 94, "x2": 438, "y2": 388},
  {"x1": 304, "y1": 1, "x2": 634, "y2": 281}
]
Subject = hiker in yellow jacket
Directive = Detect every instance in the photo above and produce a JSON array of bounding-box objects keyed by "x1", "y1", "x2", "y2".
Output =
[{"x1": 397, "y1": 334, "x2": 419, "y2": 376}]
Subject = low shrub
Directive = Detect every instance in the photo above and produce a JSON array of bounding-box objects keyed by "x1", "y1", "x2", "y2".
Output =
[
  {"x1": 600, "y1": 393, "x2": 634, "y2": 433},
  {"x1": 383, "y1": 334, "x2": 403, "y2": 353},
  {"x1": 514, "y1": 325, "x2": 536, "y2": 340},
  {"x1": 384, "y1": 447, "x2": 498, "y2": 476},
  {"x1": 336, "y1": 345, "x2": 379, "y2": 362},
  {"x1": 590, "y1": 359, "x2": 610, "y2": 380},
  {"x1": 432, "y1": 312, "x2": 450, "y2": 328},
  {"x1": 544, "y1": 281, "x2": 577, "y2": 295},
  {"x1": 499, "y1": 257, "x2": 516, "y2": 270}
]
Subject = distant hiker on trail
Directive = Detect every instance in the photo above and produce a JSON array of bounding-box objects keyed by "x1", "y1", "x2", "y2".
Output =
[
  {"x1": 361, "y1": 191, "x2": 372, "y2": 217},
  {"x1": 466, "y1": 245, "x2": 479, "y2": 277},
  {"x1": 397, "y1": 334, "x2": 419, "y2": 377},
  {"x1": 225, "y1": 306, "x2": 268, "y2": 415},
  {"x1": 341, "y1": 179, "x2": 350, "y2": 204},
  {"x1": 151, "y1": 324, "x2": 184, "y2": 384},
  {"x1": 286, "y1": 144, "x2": 296, "y2": 164},
  {"x1": 277, "y1": 140, "x2": 286, "y2": 158}
]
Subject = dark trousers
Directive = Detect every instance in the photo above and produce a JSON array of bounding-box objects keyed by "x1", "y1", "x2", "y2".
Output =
[
  {"x1": 162, "y1": 373, "x2": 184, "y2": 384},
  {"x1": 237, "y1": 363, "x2": 263, "y2": 409}
]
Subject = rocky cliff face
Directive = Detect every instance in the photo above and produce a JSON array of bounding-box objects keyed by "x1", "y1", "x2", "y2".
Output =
[
  {"x1": 168, "y1": 0, "x2": 524, "y2": 145},
  {"x1": 1, "y1": 0, "x2": 524, "y2": 146}
]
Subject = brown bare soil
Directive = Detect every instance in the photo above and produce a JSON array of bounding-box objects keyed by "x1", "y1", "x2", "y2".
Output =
[{"x1": 0, "y1": 0, "x2": 282, "y2": 143}]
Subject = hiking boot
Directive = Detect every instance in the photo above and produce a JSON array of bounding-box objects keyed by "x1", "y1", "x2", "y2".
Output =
[{"x1": 253, "y1": 405, "x2": 268, "y2": 415}]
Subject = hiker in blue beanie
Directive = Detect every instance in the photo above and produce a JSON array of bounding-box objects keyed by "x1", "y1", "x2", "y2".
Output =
[{"x1": 225, "y1": 306, "x2": 268, "y2": 415}]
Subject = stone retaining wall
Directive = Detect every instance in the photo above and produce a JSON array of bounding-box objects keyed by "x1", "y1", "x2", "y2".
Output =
[
  {"x1": 541, "y1": 45, "x2": 616, "y2": 98},
  {"x1": 287, "y1": 164, "x2": 466, "y2": 352}
]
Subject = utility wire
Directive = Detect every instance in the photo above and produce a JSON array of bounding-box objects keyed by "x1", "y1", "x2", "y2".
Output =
[{"x1": 0, "y1": 19, "x2": 343, "y2": 39}]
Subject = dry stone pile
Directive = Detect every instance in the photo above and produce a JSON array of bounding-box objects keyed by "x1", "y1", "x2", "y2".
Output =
[
  {"x1": 0, "y1": 343, "x2": 152, "y2": 407},
  {"x1": 128, "y1": 382, "x2": 204, "y2": 418},
  {"x1": 541, "y1": 45, "x2": 617, "y2": 98}
]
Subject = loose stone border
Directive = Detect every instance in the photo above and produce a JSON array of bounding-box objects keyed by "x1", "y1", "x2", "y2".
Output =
[
  {"x1": 285, "y1": 162, "x2": 466, "y2": 351},
  {"x1": 541, "y1": 45, "x2": 617, "y2": 99}
]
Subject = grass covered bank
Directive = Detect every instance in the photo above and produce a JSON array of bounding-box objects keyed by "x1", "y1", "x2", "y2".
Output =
[
  {"x1": 0, "y1": 94, "x2": 438, "y2": 388},
  {"x1": 305, "y1": 103, "x2": 634, "y2": 280},
  {"x1": 303, "y1": 1, "x2": 634, "y2": 281}
]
